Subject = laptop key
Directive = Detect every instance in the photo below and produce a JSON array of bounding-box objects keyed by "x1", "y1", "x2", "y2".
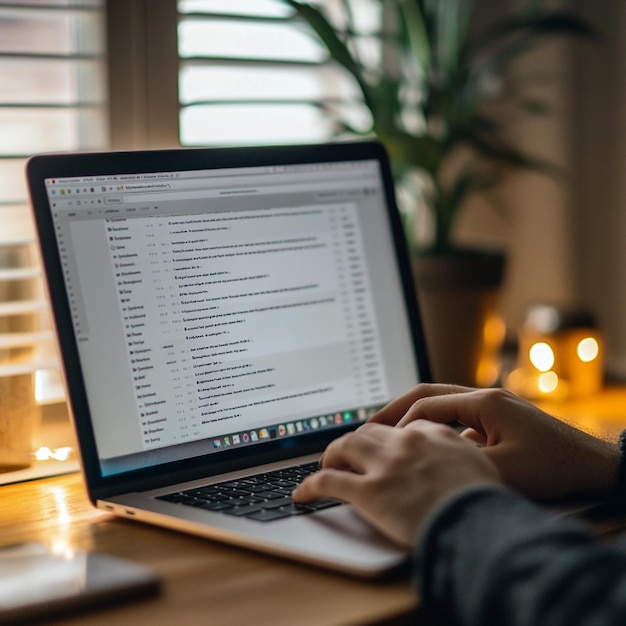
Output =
[
  {"x1": 269, "y1": 479, "x2": 298, "y2": 488},
  {"x1": 222, "y1": 504, "x2": 264, "y2": 517},
  {"x1": 242, "y1": 483, "x2": 272, "y2": 493},
  {"x1": 246, "y1": 509, "x2": 292, "y2": 522},
  {"x1": 275, "y1": 503, "x2": 312, "y2": 516},
  {"x1": 235, "y1": 496, "x2": 264, "y2": 505},
  {"x1": 259, "y1": 497, "x2": 294, "y2": 510},
  {"x1": 194, "y1": 500, "x2": 235, "y2": 512},
  {"x1": 255, "y1": 490, "x2": 287, "y2": 500}
]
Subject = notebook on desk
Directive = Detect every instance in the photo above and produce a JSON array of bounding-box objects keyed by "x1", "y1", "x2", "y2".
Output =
[{"x1": 26, "y1": 141, "x2": 431, "y2": 578}]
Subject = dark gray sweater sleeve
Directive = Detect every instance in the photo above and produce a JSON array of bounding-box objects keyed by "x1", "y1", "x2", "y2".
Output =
[{"x1": 415, "y1": 487, "x2": 626, "y2": 625}]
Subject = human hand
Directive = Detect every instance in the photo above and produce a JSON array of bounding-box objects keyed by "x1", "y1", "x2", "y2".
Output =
[
  {"x1": 292, "y1": 420, "x2": 500, "y2": 547},
  {"x1": 370, "y1": 384, "x2": 621, "y2": 501}
]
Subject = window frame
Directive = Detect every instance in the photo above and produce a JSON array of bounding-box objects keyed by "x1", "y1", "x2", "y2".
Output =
[{"x1": 106, "y1": 0, "x2": 180, "y2": 150}]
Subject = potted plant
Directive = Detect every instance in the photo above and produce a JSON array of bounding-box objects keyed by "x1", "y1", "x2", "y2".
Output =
[{"x1": 281, "y1": 0, "x2": 593, "y2": 385}]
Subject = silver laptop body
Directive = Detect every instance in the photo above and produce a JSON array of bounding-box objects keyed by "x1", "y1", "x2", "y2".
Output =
[{"x1": 27, "y1": 141, "x2": 430, "y2": 577}]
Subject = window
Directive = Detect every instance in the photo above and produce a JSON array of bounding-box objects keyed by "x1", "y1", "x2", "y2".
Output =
[
  {"x1": 176, "y1": 0, "x2": 380, "y2": 147},
  {"x1": 107, "y1": 1, "x2": 380, "y2": 149},
  {"x1": 0, "y1": 0, "x2": 107, "y2": 403}
]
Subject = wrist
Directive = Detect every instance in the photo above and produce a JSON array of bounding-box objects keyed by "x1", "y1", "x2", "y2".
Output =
[{"x1": 557, "y1": 426, "x2": 621, "y2": 500}]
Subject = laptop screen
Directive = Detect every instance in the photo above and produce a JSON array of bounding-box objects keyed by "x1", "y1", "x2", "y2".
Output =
[{"x1": 34, "y1": 144, "x2": 426, "y2": 480}]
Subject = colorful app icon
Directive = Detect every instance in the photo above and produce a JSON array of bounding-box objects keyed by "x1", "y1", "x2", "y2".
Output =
[
  {"x1": 278, "y1": 424, "x2": 287, "y2": 436},
  {"x1": 242, "y1": 433, "x2": 250, "y2": 443},
  {"x1": 223, "y1": 436, "x2": 231, "y2": 446},
  {"x1": 250, "y1": 431, "x2": 259, "y2": 442},
  {"x1": 232, "y1": 434, "x2": 241, "y2": 445},
  {"x1": 259, "y1": 428, "x2": 269, "y2": 439},
  {"x1": 343, "y1": 411, "x2": 352, "y2": 422},
  {"x1": 213, "y1": 439, "x2": 222, "y2": 448}
]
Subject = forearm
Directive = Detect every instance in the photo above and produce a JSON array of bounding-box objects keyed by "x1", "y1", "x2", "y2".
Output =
[{"x1": 416, "y1": 487, "x2": 626, "y2": 626}]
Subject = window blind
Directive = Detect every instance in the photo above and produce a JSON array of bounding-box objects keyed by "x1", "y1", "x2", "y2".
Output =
[
  {"x1": 0, "y1": 0, "x2": 107, "y2": 403},
  {"x1": 176, "y1": 0, "x2": 381, "y2": 147}
]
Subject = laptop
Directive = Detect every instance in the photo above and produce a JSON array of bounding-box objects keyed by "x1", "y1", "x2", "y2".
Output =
[{"x1": 26, "y1": 141, "x2": 431, "y2": 578}]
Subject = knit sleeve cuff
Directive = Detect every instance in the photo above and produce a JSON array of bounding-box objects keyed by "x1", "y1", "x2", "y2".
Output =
[{"x1": 608, "y1": 429, "x2": 626, "y2": 510}]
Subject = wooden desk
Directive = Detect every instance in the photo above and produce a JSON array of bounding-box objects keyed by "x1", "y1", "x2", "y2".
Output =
[
  {"x1": 3, "y1": 388, "x2": 626, "y2": 625},
  {"x1": 0, "y1": 473, "x2": 425, "y2": 626}
]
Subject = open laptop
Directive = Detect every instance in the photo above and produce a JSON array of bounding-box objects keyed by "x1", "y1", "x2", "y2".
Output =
[{"x1": 26, "y1": 141, "x2": 431, "y2": 578}]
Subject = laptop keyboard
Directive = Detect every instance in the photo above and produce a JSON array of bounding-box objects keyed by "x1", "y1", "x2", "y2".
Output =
[{"x1": 155, "y1": 461, "x2": 341, "y2": 522}]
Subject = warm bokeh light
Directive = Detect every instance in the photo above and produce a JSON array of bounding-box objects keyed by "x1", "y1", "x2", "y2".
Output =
[
  {"x1": 577, "y1": 337, "x2": 599, "y2": 362},
  {"x1": 513, "y1": 305, "x2": 604, "y2": 400},
  {"x1": 50, "y1": 539, "x2": 75, "y2": 560},
  {"x1": 529, "y1": 342, "x2": 555, "y2": 372},
  {"x1": 35, "y1": 446, "x2": 72, "y2": 462},
  {"x1": 538, "y1": 371, "x2": 559, "y2": 393}
]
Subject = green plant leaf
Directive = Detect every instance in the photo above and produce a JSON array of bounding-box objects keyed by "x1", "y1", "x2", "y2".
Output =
[
  {"x1": 444, "y1": 165, "x2": 496, "y2": 208},
  {"x1": 461, "y1": 128, "x2": 564, "y2": 178},
  {"x1": 438, "y1": 0, "x2": 475, "y2": 80},
  {"x1": 377, "y1": 129, "x2": 443, "y2": 174},
  {"x1": 398, "y1": 0, "x2": 431, "y2": 74},
  {"x1": 281, "y1": 1, "x2": 375, "y2": 111}
]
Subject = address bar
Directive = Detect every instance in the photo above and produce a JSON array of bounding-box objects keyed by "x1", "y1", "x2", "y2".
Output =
[
  {"x1": 122, "y1": 180, "x2": 355, "y2": 203},
  {"x1": 122, "y1": 182, "x2": 172, "y2": 191},
  {"x1": 122, "y1": 187, "x2": 260, "y2": 203}
]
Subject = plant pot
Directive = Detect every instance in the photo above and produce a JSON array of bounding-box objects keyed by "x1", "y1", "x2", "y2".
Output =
[{"x1": 412, "y1": 249, "x2": 506, "y2": 387}]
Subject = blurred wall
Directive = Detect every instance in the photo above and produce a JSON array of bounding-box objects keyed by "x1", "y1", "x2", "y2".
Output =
[
  {"x1": 455, "y1": 1, "x2": 626, "y2": 380},
  {"x1": 570, "y1": 1, "x2": 626, "y2": 379}
]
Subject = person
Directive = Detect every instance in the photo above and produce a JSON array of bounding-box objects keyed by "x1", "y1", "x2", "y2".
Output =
[{"x1": 292, "y1": 384, "x2": 626, "y2": 625}]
